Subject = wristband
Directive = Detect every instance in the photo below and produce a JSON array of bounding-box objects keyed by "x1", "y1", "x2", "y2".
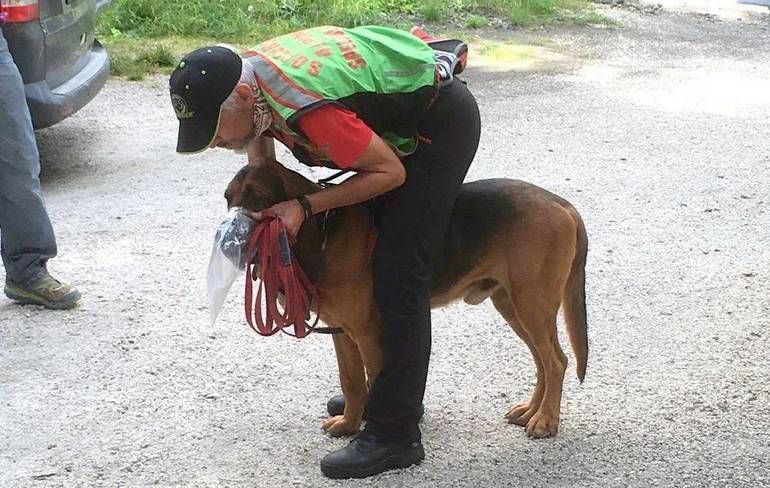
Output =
[{"x1": 296, "y1": 195, "x2": 313, "y2": 220}]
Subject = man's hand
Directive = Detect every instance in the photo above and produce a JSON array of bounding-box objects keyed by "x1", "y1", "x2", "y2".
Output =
[{"x1": 252, "y1": 199, "x2": 306, "y2": 238}]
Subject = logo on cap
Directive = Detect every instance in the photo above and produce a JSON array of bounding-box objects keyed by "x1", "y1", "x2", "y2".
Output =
[{"x1": 171, "y1": 94, "x2": 195, "y2": 119}]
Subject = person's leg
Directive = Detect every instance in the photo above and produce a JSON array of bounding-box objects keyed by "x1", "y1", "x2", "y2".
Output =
[
  {"x1": 0, "y1": 31, "x2": 79, "y2": 309},
  {"x1": 321, "y1": 80, "x2": 481, "y2": 479},
  {"x1": 366, "y1": 80, "x2": 481, "y2": 439}
]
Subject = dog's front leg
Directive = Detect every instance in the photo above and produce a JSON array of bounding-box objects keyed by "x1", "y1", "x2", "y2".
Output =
[{"x1": 323, "y1": 332, "x2": 367, "y2": 437}]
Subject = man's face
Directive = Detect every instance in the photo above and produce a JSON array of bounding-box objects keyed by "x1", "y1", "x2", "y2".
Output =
[{"x1": 210, "y1": 83, "x2": 254, "y2": 152}]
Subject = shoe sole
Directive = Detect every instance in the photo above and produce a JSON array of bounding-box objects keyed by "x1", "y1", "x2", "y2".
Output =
[
  {"x1": 320, "y1": 445, "x2": 425, "y2": 479},
  {"x1": 4, "y1": 285, "x2": 81, "y2": 310}
]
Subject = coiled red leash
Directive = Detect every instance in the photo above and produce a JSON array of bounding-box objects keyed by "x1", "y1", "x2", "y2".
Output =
[{"x1": 244, "y1": 215, "x2": 319, "y2": 338}]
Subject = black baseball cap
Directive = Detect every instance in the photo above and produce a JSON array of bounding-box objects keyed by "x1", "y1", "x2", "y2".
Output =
[{"x1": 169, "y1": 46, "x2": 243, "y2": 154}]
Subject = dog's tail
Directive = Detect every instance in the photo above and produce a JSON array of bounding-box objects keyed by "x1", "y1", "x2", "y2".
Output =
[{"x1": 563, "y1": 208, "x2": 588, "y2": 383}]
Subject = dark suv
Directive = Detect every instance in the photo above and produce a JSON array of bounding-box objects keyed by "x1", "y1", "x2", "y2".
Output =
[{"x1": 0, "y1": 0, "x2": 112, "y2": 129}]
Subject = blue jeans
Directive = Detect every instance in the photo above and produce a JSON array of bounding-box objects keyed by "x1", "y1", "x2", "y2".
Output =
[{"x1": 0, "y1": 29, "x2": 57, "y2": 286}]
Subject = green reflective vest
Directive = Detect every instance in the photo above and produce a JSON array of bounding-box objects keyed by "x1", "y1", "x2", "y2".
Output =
[{"x1": 246, "y1": 25, "x2": 438, "y2": 164}]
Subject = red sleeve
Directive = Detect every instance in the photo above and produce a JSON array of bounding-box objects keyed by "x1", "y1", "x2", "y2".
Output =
[{"x1": 296, "y1": 104, "x2": 374, "y2": 168}]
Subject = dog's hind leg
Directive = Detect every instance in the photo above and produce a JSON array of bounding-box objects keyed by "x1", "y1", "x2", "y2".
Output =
[
  {"x1": 507, "y1": 285, "x2": 567, "y2": 439},
  {"x1": 491, "y1": 289, "x2": 544, "y2": 428},
  {"x1": 323, "y1": 332, "x2": 367, "y2": 437}
]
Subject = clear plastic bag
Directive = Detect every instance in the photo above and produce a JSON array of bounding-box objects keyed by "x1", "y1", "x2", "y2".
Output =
[{"x1": 207, "y1": 207, "x2": 257, "y2": 325}]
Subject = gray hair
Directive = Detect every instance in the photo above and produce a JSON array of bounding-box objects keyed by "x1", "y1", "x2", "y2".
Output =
[{"x1": 220, "y1": 59, "x2": 257, "y2": 113}]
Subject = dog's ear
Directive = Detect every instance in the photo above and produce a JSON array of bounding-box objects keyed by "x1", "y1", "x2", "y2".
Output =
[
  {"x1": 294, "y1": 217, "x2": 324, "y2": 284},
  {"x1": 224, "y1": 165, "x2": 254, "y2": 209}
]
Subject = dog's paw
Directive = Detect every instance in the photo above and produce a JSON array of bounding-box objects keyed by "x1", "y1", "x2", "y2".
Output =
[
  {"x1": 322, "y1": 415, "x2": 361, "y2": 437},
  {"x1": 525, "y1": 412, "x2": 559, "y2": 439},
  {"x1": 504, "y1": 402, "x2": 535, "y2": 426}
]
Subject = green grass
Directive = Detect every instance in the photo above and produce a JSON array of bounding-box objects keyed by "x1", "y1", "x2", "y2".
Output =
[
  {"x1": 466, "y1": 14, "x2": 489, "y2": 29},
  {"x1": 572, "y1": 9, "x2": 617, "y2": 26},
  {"x1": 97, "y1": 0, "x2": 599, "y2": 79},
  {"x1": 106, "y1": 36, "x2": 246, "y2": 80},
  {"x1": 137, "y1": 44, "x2": 176, "y2": 67},
  {"x1": 479, "y1": 42, "x2": 537, "y2": 63},
  {"x1": 421, "y1": 0, "x2": 446, "y2": 21},
  {"x1": 508, "y1": 0, "x2": 591, "y2": 25}
]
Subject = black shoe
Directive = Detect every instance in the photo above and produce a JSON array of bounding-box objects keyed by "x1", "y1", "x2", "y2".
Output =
[
  {"x1": 326, "y1": 394, "x2": 426, "y2": 419},
  {"x1": 320, "y1": 432, "x2": 425, "y2": 479},
  {"x1": 326, "y1": 394, "x2": 349, "y2": 417}
]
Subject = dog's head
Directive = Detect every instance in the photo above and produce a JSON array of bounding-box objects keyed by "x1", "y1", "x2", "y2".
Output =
[
  {"x1": 224, "y1": 162, "x2": 288, "y2": 213},
  {"x1": 223, "y1": 160, "x2": 324, "y2": 283}
]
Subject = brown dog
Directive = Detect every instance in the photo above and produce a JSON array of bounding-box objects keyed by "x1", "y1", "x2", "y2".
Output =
[{"x1": 225, "y1": 159, "x2": 588, "y2": 439}]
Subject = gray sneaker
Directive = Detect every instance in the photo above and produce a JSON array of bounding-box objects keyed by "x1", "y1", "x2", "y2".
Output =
[{"x1": 4, "y1": 274, "x2": 81, "y2": 310}]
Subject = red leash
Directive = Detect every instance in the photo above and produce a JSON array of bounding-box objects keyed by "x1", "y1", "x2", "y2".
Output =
[{"x1": 244, "y1": 215, "x2": 319, "y2": 338}]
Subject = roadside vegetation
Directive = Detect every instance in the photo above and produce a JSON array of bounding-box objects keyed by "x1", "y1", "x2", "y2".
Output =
[{"x1": 96, "y1": 0, "x2": 602, "y2": 80}]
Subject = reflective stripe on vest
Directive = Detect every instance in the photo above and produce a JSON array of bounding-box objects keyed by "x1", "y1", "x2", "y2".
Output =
[{"x1": 247, "y1": 52, "x2": 323, "y2": 112}]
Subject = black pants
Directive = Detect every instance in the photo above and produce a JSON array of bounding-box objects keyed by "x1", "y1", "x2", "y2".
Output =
[{"x1": 364, "y1": 80, "x2": 481, "y2": 441}]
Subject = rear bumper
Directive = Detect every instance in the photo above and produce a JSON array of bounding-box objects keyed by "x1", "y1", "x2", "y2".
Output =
[
  {"x1": 26, "y1": 39, "x2": 110, "y2": 129},
  {"x1": 96, "y1": 0, "x2": 113, "y2": 15}
]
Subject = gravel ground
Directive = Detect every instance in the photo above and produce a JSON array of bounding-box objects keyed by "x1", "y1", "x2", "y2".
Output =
[{"x1": 1, "y1": 5, "x2": 769, "y2": 487}]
